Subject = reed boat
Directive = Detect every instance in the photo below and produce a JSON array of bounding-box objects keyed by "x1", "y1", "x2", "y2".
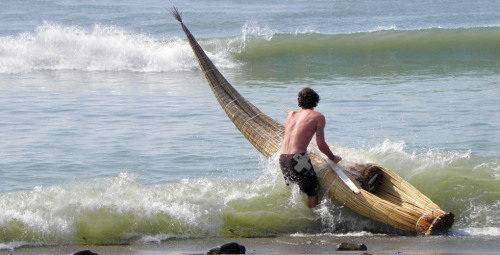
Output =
[{"x1": 171, "y1": 8, "x2": 454, "y2": 235}]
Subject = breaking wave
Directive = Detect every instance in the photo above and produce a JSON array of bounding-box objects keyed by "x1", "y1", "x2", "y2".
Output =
[
  {"x1": 2, "y1": 23, "x2": 500, "y2": 76},
  {"x1": 1, "y1": 140, "x2": 499, "y2": 249}
]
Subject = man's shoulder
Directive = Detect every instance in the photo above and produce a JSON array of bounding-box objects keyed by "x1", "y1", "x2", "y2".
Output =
[
  {"x1": 310, "y1": 110, "x2": 324, "y2": 118},
  {"x1": 312, "y1": 111, "x2": 326, "y2": 126},
  {"x1": 293, "y1": 109, "x2": 323, "y2": 118}
]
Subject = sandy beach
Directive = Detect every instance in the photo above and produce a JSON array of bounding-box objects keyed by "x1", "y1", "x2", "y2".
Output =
[{"x1": 2, "y1": 235, "x2": 499, "y2": 255}]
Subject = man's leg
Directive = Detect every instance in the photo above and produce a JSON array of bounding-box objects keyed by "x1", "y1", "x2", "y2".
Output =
[{"x1": 308, "y1": 195, "x2": 318, "y2": 208}]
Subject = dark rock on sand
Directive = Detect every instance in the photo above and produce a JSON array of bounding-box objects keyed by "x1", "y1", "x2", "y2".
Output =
[
  {"x1": 336, "y1": 242, "x2": 367, "y2": 251},
  {"x1": 73, "y1": 250, "x2": 98, "y2": 255},
  {"x1": 207, "y1": 242, "x2": 246, "y2": 254}
]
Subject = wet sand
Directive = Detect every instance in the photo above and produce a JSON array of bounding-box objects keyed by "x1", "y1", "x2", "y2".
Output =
[{"x1": 2, "y1": 235, "x2": 499, "y2": 255}]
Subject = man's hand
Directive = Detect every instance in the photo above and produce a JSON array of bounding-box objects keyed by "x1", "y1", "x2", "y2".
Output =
[{"x1": 332, "y1": 155, "x2": 342, "y2": 164}]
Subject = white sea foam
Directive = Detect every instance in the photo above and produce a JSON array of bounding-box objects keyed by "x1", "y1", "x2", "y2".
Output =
[
  {"x1": 473, "y1": 160, "x2": 500, "y2": 180},
  {"x1": 289, "y1": 231, "x2": 384, "y2": 237},
  {"x1": 241, "y1": 21, "x2": 276, "y2": 39},
  {"x1": 368, "y1": 25, "x2": 398, "y2": 33},
  {"x1": 454, "y1": 227, "x2": 500, "y2": 236},
  {"x1": 1, "y1": 142, "x2": 499, "y2": 247},
  {"x1": 0, "y1": 22, "x2": 237, "y2": 74},
  {"x1": 329, "y1": 139, "x2": 477, "y2": 179},
  {"x1": 0, "y1": 241, "x2": 30, "y2": 251}
]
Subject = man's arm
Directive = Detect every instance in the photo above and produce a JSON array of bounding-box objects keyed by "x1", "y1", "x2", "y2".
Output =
[{"x1": 316, "y1": 115, "x2": 342, "y2": 164}]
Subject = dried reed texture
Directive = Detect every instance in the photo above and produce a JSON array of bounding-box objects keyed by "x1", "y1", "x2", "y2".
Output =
[
  {"x1": 171, "y1": 7, "x2": 453, "y2": 235},
  {"x1": 171, "y1": 7, "x2": 284, "y2": 158}
]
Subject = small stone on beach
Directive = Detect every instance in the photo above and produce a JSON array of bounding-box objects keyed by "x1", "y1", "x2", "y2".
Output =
[
  {"x1": 336, "y1": 242, "x2": 367, "y2": 251},
  {"x1": 73, "y1": 250, "x2": 98, "y2": 255},
  {"x1": 207, "y1": 242, "x2": 246, "y2": 254}
]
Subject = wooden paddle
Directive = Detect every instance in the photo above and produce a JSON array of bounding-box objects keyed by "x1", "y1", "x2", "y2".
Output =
[{"x1": 326, "y1": 159, "x2": 361, "y2": 194}]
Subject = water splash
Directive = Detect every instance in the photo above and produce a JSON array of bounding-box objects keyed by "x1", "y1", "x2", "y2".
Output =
[
  {"x1": 0, "y1": 22, "x2": 234, "y2": 74},
  {"x1": 1, "y1": 141, "x2": 499, "y2": 249}
]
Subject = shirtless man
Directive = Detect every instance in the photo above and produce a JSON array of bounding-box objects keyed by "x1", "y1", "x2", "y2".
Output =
[{"x1": 279, "y1": 88, "x2": 342, "y2": 208}]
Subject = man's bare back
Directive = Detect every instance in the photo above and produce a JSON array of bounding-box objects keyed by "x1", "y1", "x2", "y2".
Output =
[
  {"x1": 281, "y1": 109, "x2": 340, "y2": 163},
  {"x1": 281, "y1": 109, "x2": 323, "y2": 154},
  {"x1": 279, "y1": 88, "x2": 341, "y2": 208}
]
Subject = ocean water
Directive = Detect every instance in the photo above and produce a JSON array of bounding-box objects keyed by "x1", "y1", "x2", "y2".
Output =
[{"x1": 1, "y1": 0, "x2": 500, "y2": 250}]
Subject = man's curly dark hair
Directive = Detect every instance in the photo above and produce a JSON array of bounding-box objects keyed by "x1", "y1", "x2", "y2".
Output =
[{"x1": 297, "y1": 87, "x2": 320, "y2": 109}]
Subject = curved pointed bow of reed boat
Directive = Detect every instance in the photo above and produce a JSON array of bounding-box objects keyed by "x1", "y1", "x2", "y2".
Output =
[{"x1": 170, "y1": 6, "x2": 284, "y2": 158}]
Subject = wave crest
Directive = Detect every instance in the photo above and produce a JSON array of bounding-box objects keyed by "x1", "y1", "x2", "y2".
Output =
[
  {"x1": 4, "y1": 24, "x2": 500, "y2": 75},
  {"x1": 1, "y1": 141, "x2": 499, "y2": 248},
  {"x1": 0, "y1": 22, "x2": 235, "y2": 74}
]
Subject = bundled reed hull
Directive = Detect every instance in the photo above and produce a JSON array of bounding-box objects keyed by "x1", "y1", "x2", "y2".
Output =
[{"x1": 171, "y1": 8, "x2": 454, "y2": 235}]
